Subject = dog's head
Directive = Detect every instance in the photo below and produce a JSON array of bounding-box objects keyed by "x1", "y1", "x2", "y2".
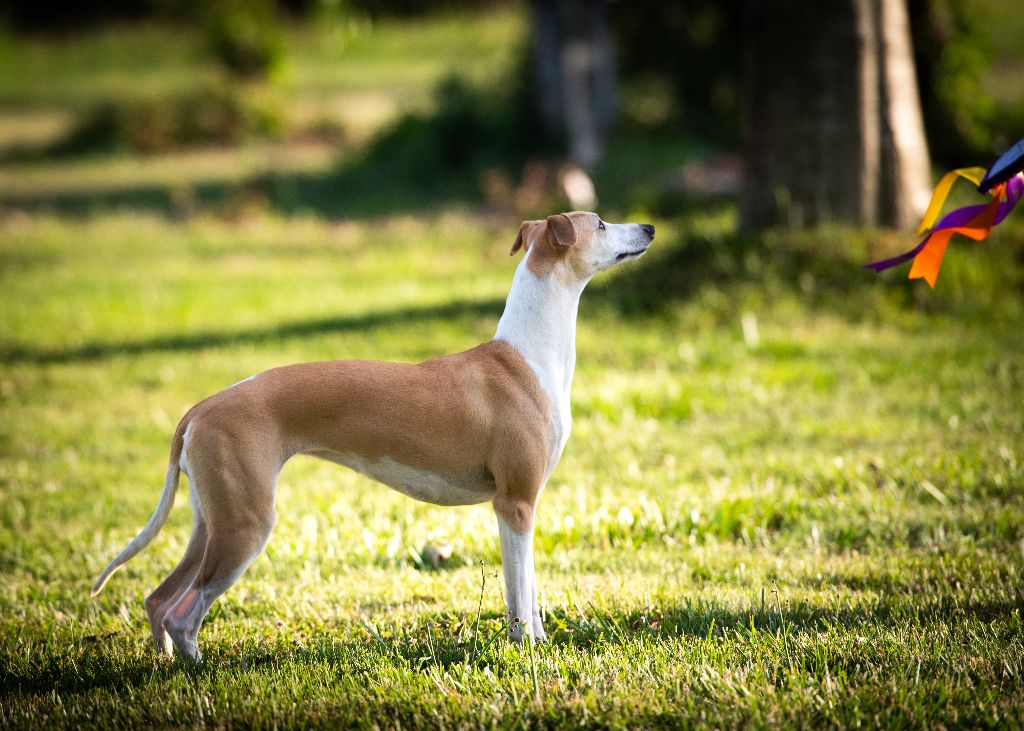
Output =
[{"x1": 510, "y1": 212, "x2": 654, "y2": 283}]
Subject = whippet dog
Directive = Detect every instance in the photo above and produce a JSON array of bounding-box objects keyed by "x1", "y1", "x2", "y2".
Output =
[{"x1": 92, "y1": 212, "x2": 655, "y2": 660}]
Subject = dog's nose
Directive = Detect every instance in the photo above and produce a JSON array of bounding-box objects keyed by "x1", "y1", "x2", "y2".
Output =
[{"x1": 641, "y1": 224, "x2": 655, "y2": 239}]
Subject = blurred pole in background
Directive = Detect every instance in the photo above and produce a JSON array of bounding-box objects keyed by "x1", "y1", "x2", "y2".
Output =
[
  {"x1": 740, "y1": 0, "x2": 931, "y2": 230},
  {"x1": 530, "y1": 0, "x2": 618, "y2": 171},
  {"x1": 533, "y1": 0, "x2": 566, "y2": 136}
]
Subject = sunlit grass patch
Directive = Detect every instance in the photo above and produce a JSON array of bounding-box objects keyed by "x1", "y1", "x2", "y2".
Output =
[{"x1": 2, "y1": 6, "x2": 1024, "y2": 724}]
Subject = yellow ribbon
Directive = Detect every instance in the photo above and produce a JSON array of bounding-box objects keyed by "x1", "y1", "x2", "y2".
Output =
[{"x1": 916, "y1": 167, "x2": 987, "y2": 234}]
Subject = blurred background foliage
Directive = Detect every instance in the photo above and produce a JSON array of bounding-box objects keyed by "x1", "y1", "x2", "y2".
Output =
[
  {"x1": 0, "y1": 0, "x2": 1021, "y2": 336},
  {"x1": 2, "y1": 0, "x2": 1020, "y2": 166}
]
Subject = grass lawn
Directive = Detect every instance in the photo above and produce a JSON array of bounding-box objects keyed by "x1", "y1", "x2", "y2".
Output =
[{"x1": 2, "y1": 7, "x2": 1024, "y2": 730}]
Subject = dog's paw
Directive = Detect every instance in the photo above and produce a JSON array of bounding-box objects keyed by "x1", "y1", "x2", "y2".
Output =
[{"x1": 507, "y1": 616, "x2": 526, "y2": 643}]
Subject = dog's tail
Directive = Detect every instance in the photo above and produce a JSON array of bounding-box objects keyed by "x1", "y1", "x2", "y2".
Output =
[{"x1": 91, "y1": 413, "x2": 192, "y2": 597}]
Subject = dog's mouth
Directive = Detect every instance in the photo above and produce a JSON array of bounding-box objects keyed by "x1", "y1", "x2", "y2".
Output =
[{"x1": 615, "y1": 247, "x2": 648, "y2": 261}]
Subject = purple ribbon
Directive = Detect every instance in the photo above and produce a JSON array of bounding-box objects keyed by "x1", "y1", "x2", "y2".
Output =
[{"x1": 865, "y1": 173, "x2": 1024, "y2": 273}]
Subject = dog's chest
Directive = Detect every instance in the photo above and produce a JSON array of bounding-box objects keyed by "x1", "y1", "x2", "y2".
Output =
[
  {"x1": 547, "y1": 391, "x2": 571, "y2": 468},
  {"x1": 528, "y1": 358, "x2": 573, "y2": 480},
  {"x1": 310, "y1": 450, "x2": 495, "y2": 506}
]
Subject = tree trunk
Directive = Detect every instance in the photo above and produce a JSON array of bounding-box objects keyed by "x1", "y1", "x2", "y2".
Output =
[
  {"x1": 740, "y1": 0, "x2": 931, "y2": 230},
  {"x1": 877, "y1": 0, "x2": 932, "y2": 227}
]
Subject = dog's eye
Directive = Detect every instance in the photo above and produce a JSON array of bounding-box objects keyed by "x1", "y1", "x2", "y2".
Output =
[{"x1": 598, "y1": 220, "x2": 606, "y2": 231}]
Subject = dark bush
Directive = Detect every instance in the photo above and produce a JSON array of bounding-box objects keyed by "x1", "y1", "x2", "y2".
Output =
[
  {"x1": 205, "y1": 0, "x2": 285, "y2": 79},
  {"x1": 611, "y1": 0, "x2": 744, "y2": 143},
  {"x1": 53, "y1": 84, "x2": 284, "y2": 155},
  {"x1": 352, "y1": 71, "x2": 549, "y2": 185},
  {"x1": 909, "y1": 0, "x2": 997, "y2": 165}
]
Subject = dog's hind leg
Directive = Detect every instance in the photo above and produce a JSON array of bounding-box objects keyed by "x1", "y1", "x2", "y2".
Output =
[
  {"x1": 161, "y1": 465, "x2": 276, "y2": 662},
  {"x1": 144, "y1": 491, "x2": 208, "y2": 656}
]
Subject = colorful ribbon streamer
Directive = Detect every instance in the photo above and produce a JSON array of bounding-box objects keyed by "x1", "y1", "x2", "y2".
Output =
[
  {"x1": 865, "y1": 170, "x2": 1024, "y2": 287},
  {"x1": 915, "y1": 167, "x2": 985, "y2": 234}
]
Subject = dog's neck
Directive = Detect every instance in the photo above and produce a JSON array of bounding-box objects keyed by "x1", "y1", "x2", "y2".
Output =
[{"x1": 494, "y1": 256, "x2": 586, "y2": 416}]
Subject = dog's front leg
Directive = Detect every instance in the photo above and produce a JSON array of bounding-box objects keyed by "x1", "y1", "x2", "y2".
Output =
[{"x1": 494, "y1": 495, "x2": 545, "y2": 642}]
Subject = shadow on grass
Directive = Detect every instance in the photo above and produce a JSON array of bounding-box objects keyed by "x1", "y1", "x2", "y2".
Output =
[
  {"x1": 0, "y1": 220, "x2": 794, "y2": 366},
  {"x1": 330, "y1": 591, "x2": 1023, "y2": 666},
  {"x1": 545, "y1": 593, "x2": 1022, "y2": 652},
  {"x1": 2, "y1": 75, "x2": 549, "y2": 221},
  {"x1": 0, "y1": 296, "x2": 506, "y2": 366},
  {"x1": 2, "y1": 69, "x2": 710, "y2": 227},
  {"x1": 8, "y1": 215, "x2": 1017, "y2": 367},
  {"x1": 0, "y1": 649, "x2": 197, "y2": 696},
  {"x1": 0, "y1": 205, "x2": 827, "y2": 366},
  {"x1": 0, "y1": 218, "x2": 735, "y2": 366},
  {"x1": 5, "y1": 591, "x2": 1018, "y2": 697},
  {"x1": 0, "y1": 220, "x2": 944, "y2": 366}
]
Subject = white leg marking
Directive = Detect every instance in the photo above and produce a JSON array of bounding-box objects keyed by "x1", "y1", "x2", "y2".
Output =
[{"x1": 497, "y1": 515, "x2": 541, "y2": 642}]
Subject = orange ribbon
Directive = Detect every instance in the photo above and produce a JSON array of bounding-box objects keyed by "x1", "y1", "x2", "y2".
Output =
[{"x1": 908, "y1": 183, "x2": 1004, "y2": 288}]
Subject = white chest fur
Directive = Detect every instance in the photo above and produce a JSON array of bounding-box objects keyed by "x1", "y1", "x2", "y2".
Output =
[{"x1": 494, "y1": 257, "x2": 583, "y2": 479}]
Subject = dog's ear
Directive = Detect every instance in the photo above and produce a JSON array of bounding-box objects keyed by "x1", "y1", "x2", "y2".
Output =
[
  {"x1": 545, "y1": 213, "x2": 577, "y2": 248},
  {"x1": 510, "y1": 220, "x2": 544, "y2": 256}
]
